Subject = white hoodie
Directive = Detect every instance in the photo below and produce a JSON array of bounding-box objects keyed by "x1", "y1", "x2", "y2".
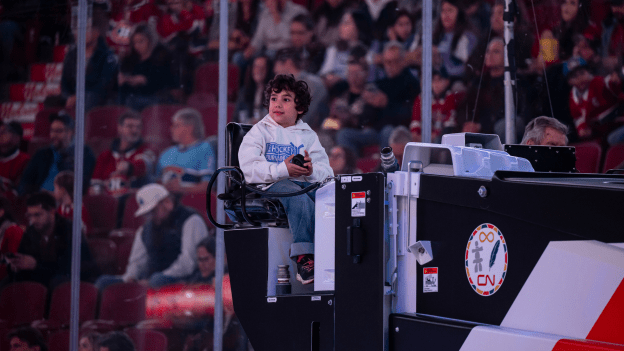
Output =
[{"x1": 238, "y1": 115, "x2": 334, "y2": 185}]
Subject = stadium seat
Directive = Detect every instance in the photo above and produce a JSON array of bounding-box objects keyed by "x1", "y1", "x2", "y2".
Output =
[
  {"x1": 573, "y1": 142, "x2": 602, "y2": 173},
  {"x1": 121, "y1": 190, "x2": 145, "y2": 230},
  {"x1": 199, "y1": 103, "x2": 235, "y2": 137},
  {"x1": 109, "y1": 229, "x2": 136, "y2": 275},
  {"x1": 602, "y1": 144, "x2": 624, "y2": 172},
  {"x1": 140, "y1": 104, "x2": 185, "y2": 154},
  {"x1": 87, "y1": 238, "x2": 118, "y2": 275},
  {"x1": 0, "y1": 282, "x2": 47, "y2": 327},
  {"x1": 361, "y1": 144, "x2": 381, "y2": 158},
  {"x1": 84, "y1": 193, "x2": 118, "y2": 237},
  {"x1": 82, "y1": 282, "x2": 148, "y2": 331},
  {"x1": 125, "y1": 328, "x2": 168, "y2": 351},
  {"x1": 187, "y1": 92, "x2": 217, "y2": 111},
  {"x1": 194, "y1": 63, "x2": 239, "y2": 102},
  {"x1": 53, "y1": 45, "x2": 68, "y2": 63},
  {"x1": 180, "y1": 192, "x2": 215, "y2": 228},
  {"x1": 356, "y1": 157, "x2": 381, "y2": 173},
  {"x1": 31, "y1": 282, "x2": 98, "y2": 332},
  {"x1": 33, "y1": 107, "x2": 63, "y2": 138},
  {"x1": 48, "y1": 329, "x2": 70, "y2": 351}
]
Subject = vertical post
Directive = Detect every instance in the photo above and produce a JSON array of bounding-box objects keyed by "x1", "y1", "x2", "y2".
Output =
[
  {"x1": 69, "y1": 0, "x2": 88, "y2": 350},
  {"x1": 214, "y1": 0, "x2": 229, "y2": 349},
  {"x1": 421, "y1": 0, "x2": 433, "y2": 143},
  {"x1": 503, "y1": 0, "x2": 516, "y2": 144}
]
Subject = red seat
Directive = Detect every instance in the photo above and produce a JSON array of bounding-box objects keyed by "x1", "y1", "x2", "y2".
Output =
[
  {"x1": 53, "y1": 45, "x2": 68, "y2": 63},
  {"x1": 86, "y1": 106, "x2": 131, "y2": 156},
  {"x1": 125, "y1": 328, "x2": 168, "y2": 351},
  {"x1": 180, "y1": 192, "x2": 215, "y2": 228},
  {"x1": 187, "y1": 92, "x2": 217, "y2": 111},
  {"x1": 32, "y1": 282, "x2": 98, "y2": 332},
  {"x1": 88, "y1": 238, "x2": 119, "y2": 275},
  {"x1": 82, "y1": 282, "x2": 148, "y2": 331},
  {"x1": 573, "y1": 142, "x2": 602, "y2": 173},
  {"x1": 194, "y1": 63, "x2": 239, "y2": 102},
  {"x1": 0, "y1": 282, "x2": 47, "y2": 327},
  {"x1": 602, "y1": 144, "x2": 624, "y2": 172},
  {"x1": 356, "y1": 157, "x2": 381, "y2": 173},
  {"x1": 48, "y1": 329, "x2": 70, "y2": 351},
  {"x1": 140, "y1": 104, "x2": 186, "y2": 154},
  {"x1": 121, "y1": 190, "x2": 146, "y2": 230},
  {"x1": 361, "y1": 144, "x2": 380, "y2": 158},
  {"x1": 84, "y1": 193, "x2": 119, "y2": 237},
  {"x1": 109, "y1": 229, "x2": 136, "y2": 275},
  {"x1": 199, "y1": 103, "x2": 235, "y2": 137},
  {"x1": 33, "y1": 107, "x2": 63, "y2": 138}
]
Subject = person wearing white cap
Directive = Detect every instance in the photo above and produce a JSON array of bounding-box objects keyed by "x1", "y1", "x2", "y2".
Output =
[{"x1": 95, "y1": 183, "x2": 209, "y2": 290}]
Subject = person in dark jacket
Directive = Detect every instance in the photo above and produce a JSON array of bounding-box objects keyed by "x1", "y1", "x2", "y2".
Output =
[
  {"x1": 5, "y1": 192, "x2": 97, "y2": 289},
  {"x1": 18, "y1": 112, "x2": 95, "y2": 196}
]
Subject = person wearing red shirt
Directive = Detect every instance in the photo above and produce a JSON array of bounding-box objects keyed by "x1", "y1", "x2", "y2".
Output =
[
  {"x1": 157, "y1": 0, "x2": 207, "y2": 52},
  {"x1": 0, "y1": 121, "x2": 30, "y2": 201},
  {"x1": 567, "y1": 65, "x2": 623, "y2": 139},
  {"x1": 106, "y1": 0, "x2": 162, "y2": 55},
  {"x1": 91, "y1": 110, "x2": 155, "y2": 196},
  {"x1": 54, "y1": 171, "x2": 92, "y2": 234},
  {"x1": 0, "y1": 196, "x2": 24, "y2": 281},
  {"x1": 411, "y1": 69, "x2": 463, "y2": 143}
]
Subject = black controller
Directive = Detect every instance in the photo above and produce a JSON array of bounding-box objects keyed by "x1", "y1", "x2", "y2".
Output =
[{"x1": 291, "y1": 154, "x2": 307, "y2": 168}]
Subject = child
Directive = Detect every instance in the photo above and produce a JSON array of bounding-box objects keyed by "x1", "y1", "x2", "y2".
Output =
[
  {"x1": 53, "y1": 171, "x2": 91, "y2": 234},
  {"x1": 238, "y1": 74, "x2": 334, "y2": 284},
  {"x1": 566, "y1": 64, "x2": 623, "y2": 140},
  {"x1": 410, "y1": 69, "x2": 463, "y2": 143}
]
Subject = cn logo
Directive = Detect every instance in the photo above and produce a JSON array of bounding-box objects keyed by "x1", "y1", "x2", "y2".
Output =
[
  {"x1": 477, "y1": 275, "x2": 496, "y2": 286},
  {"x1": 465, "y1": 223, "x2": 508, "y2": 296}
]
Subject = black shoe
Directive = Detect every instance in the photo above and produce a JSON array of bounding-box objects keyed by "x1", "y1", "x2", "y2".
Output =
[{"x1": 295, "y1": 254, "x2": 314, "y2": 285}]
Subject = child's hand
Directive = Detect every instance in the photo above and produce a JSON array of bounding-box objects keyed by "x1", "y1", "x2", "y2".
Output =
[
  {"x1": 285, "y1": 155, "x2": 310, "y2": 177},
  {"x1": 303, "y1": 150, "x2": 313, "y2": 176}
]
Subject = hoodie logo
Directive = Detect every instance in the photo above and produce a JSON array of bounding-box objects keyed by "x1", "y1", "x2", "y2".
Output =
[{"x1": 265, "y1": 142, "x2": 304, "y2": 163}]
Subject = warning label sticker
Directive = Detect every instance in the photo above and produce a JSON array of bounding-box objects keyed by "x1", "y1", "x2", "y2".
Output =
[
  {"x1": 351, "y1": 192, "x2": 366, "y2": 217},
  {"x1": 423, "y1": 267, "x2": 438, "y2": 293}
]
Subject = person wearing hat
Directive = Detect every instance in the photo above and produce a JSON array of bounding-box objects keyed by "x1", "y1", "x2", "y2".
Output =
[
  {"x1": 18, "y1": 112, "x2": 96, "y2": 195},
  {"x1": 0, "y1": 121, "x2": 30, "y2": 200},
  {"x1": 94, "y1": 183, "x2": 209, "y2": 290}
]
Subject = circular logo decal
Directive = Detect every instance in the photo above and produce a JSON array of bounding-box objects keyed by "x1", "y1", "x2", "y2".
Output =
[{"x1": 465, "y1": 223, "x2": 508, "y2": 296}]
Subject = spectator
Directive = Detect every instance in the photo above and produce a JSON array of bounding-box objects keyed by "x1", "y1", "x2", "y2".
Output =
[
  {"x1": 551, "y1": 0, "x2": 600, "y2": 61},
  {"x1": 187, "y1": 237, "x2": 216, "y2": 284},
  {"x1": 157, "y1": 108, "x2": 216, "y2": 194},
  {"x1": 274, "y1": 48, "x2": 329, "y2": 130},
  {"x1": 96, "y1": 331, "x2": 135, "y2": 351},
  {"x1": 290, "y1": 14, "x2": 326, "y2": 74},
  {"x1": 459, "y1": 38, "x2": 525, "y2": 142},
  {"x1": 8, "y1": 327, "x2": 48, "y2": 351},
  {"x1": 383, "y1": 10, "x2": 418, "y2": 67},
  {"x1": 602, "y1": 0, "x2": 624, "y2": 71},
  {"x1": 105, "y1": 0, "x2": 161, "y2": 56},
  {"x1": 53, "y1": 171, "x2": 92, "y2": 233},
  {"x1": 242, "y1": 0, "x2": 308, "y2": 61},
  {"x1": 328, "y1": 145, "x2": 360, "y2": 175},
  {"x1": 6, "y1": 192, "x2": 96, "y2": 289},
  {"x1": 94, "y1": 183, "x2": 209, "y2": 289},
  {"x1": 157, "y1": 0, "x2": 207, "y2": 53},
  {"x1": 0, "y1": 121, "x2": 30, "y2": 200},
  {"x1": 0, "y1": 196, "x2": 24, "y2": 281},
  {"x1": 61, "y1": 8, "x2": 118, "y2": 112},
  {"x1": 521, "y1": 116, "x2": 569, "y2": 146},
  {"x1": 318, "y1": 10, "x2": 373, "y2": 86},
  {"x1": 358, "y1": 0, "x2": 397, "y2": 41},
  {"x1": 228, "y1": 0, "x2": 260, "y2": 54},
  {"x1": 313, "y1": 0, "x2": 352, "y2": 47},
  {"x1": 387, "y1": 126, "x2": 411, "y2": 168},
  {"x1": 235, "y1": 55, "x2": 273, "y2": 124},
  {"x1": 79, "y1": 332, "x2": 101, "y2": 351},
  {"x1": 18, "y1": 113, "x2": 96, "y2": 196},
  {"x1": 432, "y1": 0, "x2": 478, "y2": 80},
  {"x1": 411, "y1": 68, "x2": 462, "y2": 143},
  {"x1": 566, "y1": 64, "x2": 623, "y2": 140},
  {"x1": 363, "y1": 41, "x2": 420, "y2": 147},
  {"x1": 91, "y1": 110, "x2": 155, "y2": 196},
  {"x1": 0, "y1": 0, "x2": 40, "y2": 88},
  {"x1": 118, "y1": 25, "x2": 177, "y2": 111}
]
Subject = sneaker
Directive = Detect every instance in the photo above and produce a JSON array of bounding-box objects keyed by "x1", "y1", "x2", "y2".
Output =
[{"x1": 295, "y1": 254, "x2": 314, "y2": 285}]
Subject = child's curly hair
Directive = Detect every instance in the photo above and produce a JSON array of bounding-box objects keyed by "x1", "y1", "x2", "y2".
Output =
[{"x1": 263, "y1": 74, "x2": 312, "y2": 121}]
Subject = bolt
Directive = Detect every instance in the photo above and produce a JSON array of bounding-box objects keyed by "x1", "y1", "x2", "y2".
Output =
[
  {"x1": 367, "y1": 198, "x2": 371, "y2": 203},
  {"x1": 367, "y1": 190, "x2": 371, "y2": 195},
  {"x1": 328, "y1": 300, "x2": 333, "y2": 305},
  {"x1": 388, "y1": 182, "x2": 393, "y2": 189},
  {"x1": 395, "y1": 327, "x2": 399, "y2": 332},
  {"x1": 418, "y1": 247, "x2": 425, "y2": 254},
  {"x1": 342, "y1": 184, "x2": 346, "y2": 190},
  {"x1": 478, "y1": 186, "x2": 488, "y2": 198}
]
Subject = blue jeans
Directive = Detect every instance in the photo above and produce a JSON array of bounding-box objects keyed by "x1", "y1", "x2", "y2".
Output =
[
  {"x1": 95, "y1": 272, "x2": 184, "y2": 291},
  {"x1": 265, "y1": 179, "x2": 316, "y2": 257}
]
